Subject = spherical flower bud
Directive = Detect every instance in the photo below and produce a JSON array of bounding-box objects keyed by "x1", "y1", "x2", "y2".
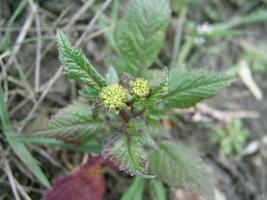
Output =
[
  {"x1": 130, "y1": 78, "x2": 149, "y2": 97},
  {"x1": 99, "y1": 83, "x2": 128, "y2": 111}
]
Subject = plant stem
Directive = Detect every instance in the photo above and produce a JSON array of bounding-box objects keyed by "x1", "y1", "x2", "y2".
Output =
[{"x1": 119, "y1": 109, "x2": 130, "y2": 123}]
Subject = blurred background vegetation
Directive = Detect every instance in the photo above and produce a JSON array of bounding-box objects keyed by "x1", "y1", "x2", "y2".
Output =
[{"x1": 0, "y1": 0, "x2": 267, "y2": 199}]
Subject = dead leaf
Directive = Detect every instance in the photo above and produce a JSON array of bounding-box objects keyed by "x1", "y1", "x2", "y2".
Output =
[
  {"x1": 238, "y1": 60, "x2": 263, "y2": 101},
  {"x1": 163, "y1": 118, "x2": 172, "y2": 130},
  {"x1": 169, "y1": 188, "x2": 205, "y2": 200},
  {"x1": 43, "y1": 154, "x2": 105, "y2": 200}
]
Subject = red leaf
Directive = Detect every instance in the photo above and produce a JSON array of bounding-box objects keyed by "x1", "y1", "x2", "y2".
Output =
[{"x1": 43, "y1": 155, "x2": 105, "y2": 200}]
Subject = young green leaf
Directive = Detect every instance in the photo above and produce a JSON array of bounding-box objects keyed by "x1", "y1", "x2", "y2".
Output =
[
  {"x1": 148, "y1": 179, "x2": 167, "y2": 200},
  {"x1": 144, "y1": 67, "x2": 169, "y2": 107},
  {"x1": 57, "y1": 30, "x2": 106, "y2": 89},
  {"x1": 120, "y1": 177, "x2": 145, "y2": 200},
  {"x1": 0, "y1": 86, "x2": 50, "y2": 188},
  {"x1": 34, "y1": 102, "x2": 103, "y2": 145},
  {"x1": 114, "y1": 0, "x2": 171, "y2": 76},
  {"x1": 106, "y1": 66, "x2": 119, "y2": 84},
  {"x1": 164, "y1": 69, "x2": 234, "y2": 108},
  {"x1": 150, "y1": 141, "x2": 214, "y2": 200},
  {"x1": 102, "y1": 135, "x2": 155, "y2": 178}
]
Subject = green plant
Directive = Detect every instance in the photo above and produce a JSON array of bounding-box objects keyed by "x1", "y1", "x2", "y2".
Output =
[
  {"x1": 32, "y1": 0, "x2": 233, "y2": 199},
  {"x1": 208, "y1": 119, "x2": 249, "y2": 155}
]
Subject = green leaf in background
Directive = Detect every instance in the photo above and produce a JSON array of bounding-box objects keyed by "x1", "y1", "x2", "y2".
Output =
[
  {"x1": 0, "y1": 86, "x2": 50, "y2": 188},
  {"x1": 148, "y1": 179, "x2": 167, "y2": 200},
  {"x1": 34, "y1": 102, "x2": 103, "y2": 145},
  {"x1": 102, "y1": 135, "x2": 155, "y2": 178},
  {"x1": 208, "y1": 119, "x2": 249, "y2": 155},
  {"x1": 106, "y1": 66, "x2": 119, "y2": 84},
  {"x1": 164, "y1": 69, "x2": 234, "y2": 108},
  {"x1": 114, "y1": 0, "x2": 171, "y2": 76},
  {"x1": 150, "y1": 141, "x2": 214, "y2": 200},
  {"x1": 120, "y1": 177, "x2": 145, "y2": 200},
  {"x1": 57, "y1": 30, "x2": 107, "y2": 89}
]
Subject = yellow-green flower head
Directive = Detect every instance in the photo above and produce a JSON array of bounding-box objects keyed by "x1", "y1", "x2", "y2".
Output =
[
  {"x1": 130, "y1": 78, "x2": 149, "y2": 97},
  {"x1": 99, "y1": 83, "x2": 128, "y2": 111}
]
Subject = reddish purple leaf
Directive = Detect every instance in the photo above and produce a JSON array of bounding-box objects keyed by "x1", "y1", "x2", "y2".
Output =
[{"x1": 43, "y1": 155, "x2": 105, "y2": 200}]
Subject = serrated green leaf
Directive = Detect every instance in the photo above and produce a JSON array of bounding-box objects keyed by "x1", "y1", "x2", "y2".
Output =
[
  {"x1": 149, "y1": 179, "x2": 167, "y2": 200},
  {"x1": 57, "y1": 30, "x2": 106, "y2": 89},
  {"x1": 150, "y1": 141, "x2": 214, "y2": 200},
  {"x1": 102, "y1": 135, "x2": 155, "y2": 178},
  {"x1": 120, "y1": 177, "x2": 145, "y2": 200},
  {"x1": 163, "y1": 69, "x2": 234, "y2": 108},
  {"x1": 114, "y1": 0, "x2": 171, "y2": 76},
  {"x1": 0, "y1": 86, "x2": 50, "y2": 188},
  {"x1": 106, "y1": 66, "x2": 119, "y2": 84},
  {"x1": 34, "y1": 102, "x2": 103, "y2": 145}
]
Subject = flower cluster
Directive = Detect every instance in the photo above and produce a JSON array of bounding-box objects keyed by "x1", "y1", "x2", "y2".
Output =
[
  {"x1": 130, "y1": 78, "x2": 149, "y2": 97},
  {"x1": 99, "y1": 78, "x2": 150, "y2": 111},
  {"x1": 99, "y1": 83, "x2": 128, "y2": 111}
]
